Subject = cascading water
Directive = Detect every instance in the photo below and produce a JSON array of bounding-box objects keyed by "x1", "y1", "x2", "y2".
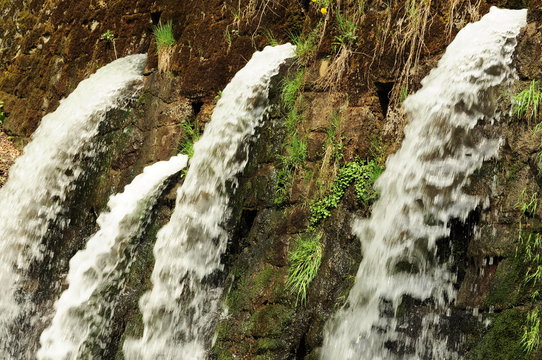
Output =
[
  {"x1": 123, "y1": 43, "x2": 296, "y2": 360},
  {"x1": 36, "y1": 154, "x2": 188, "y2": 360},
  {"x1": 0, "y1": 54, "x2": 146, "y2": 354},
  {"x1": 321, "y1": 7, "x2": 527, "y2": 360}
]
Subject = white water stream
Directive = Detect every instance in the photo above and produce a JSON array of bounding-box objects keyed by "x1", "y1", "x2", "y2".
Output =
[
  {"x1": 123, "y1": 43, "x2": 296, "y2": 360},
  {"x1": 0, "y1": 54, "x2": 146, "y2": 353},
  {"x1": 321, "y1": 7, "x2": 527, "y2": 360},
  {"x1": 36, "y1": 155, "x2": 187, "y2": 360}
]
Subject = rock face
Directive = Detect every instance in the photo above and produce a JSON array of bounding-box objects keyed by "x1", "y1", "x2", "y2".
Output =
[{"x1": 1, "y1": 0, "x2": 542, "y2": 359}]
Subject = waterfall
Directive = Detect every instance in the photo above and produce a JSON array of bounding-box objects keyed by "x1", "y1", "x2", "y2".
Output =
[
  {"x1": 123, "y1": 43, "x2": 296, "y2": 360},
  {"x1": 0, "y1": 54, "x2": 146, "y2": 353},
  {"x1": 36, "y1": 154, "x2": 187, "y2": 360},
  {"x1": 321, "y1": 7, "x2": 527, "y2": 360}
]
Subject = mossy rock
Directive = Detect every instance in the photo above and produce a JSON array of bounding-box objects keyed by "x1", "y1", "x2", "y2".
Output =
[
  {"x1": 466, "y1": 308, "x2": 528, "y2": 360},
  {"x1": 246, "y1": 304, "x2": 295, "y2": 337},
  {"x1": 485, "y1": 258, "x2": 524, "y2": 309}
]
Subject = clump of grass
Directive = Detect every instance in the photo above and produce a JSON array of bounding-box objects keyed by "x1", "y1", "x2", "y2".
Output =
[
  {"x1": 517, "y1": 231, "x2": 542, "y2": 285},
  {"x1": 521, "y1": 308, "x2": 540, "y2": 354},
  {"x1": 290, "y1": 31, "x2": 317, "y2": 65},
  {"x1": 513, "y1": 80, "x2": 542, "y2": 123},
  {"x1": 286, "y1": 232, "x2": 323, "y2": 304},
  {"x1": 274, "y1": 70, "x2": 307, "y2": 205},
  {"x1": 153, "y1": 21, "x2": 176, "y2": 72},
  {"x1": 281, "y1": 70, "x2": 304, "y2": 111},
  {"x1": 516, "y1": 189, "x2": 539, "y2": 218},
  {"x1": 153, "y1": 21, "x2": 176, "y2": 50},
  {"x1": 178, "y1": 119, "x2": 200, "y2": 158}
]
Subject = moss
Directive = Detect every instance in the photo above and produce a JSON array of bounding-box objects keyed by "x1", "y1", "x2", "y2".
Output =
[
  {"x1": 256, "y1": 337, "x2": 284, "y2": 353},
  {"x1": 467, "y1": 308, "x2": 528, "y2": 360},
  {"x1": 246, "y1": 304, "x2": 294, "y2": 337},
  {"x1": 485, "y1": 258, "x2": 524, "y2": 308}
]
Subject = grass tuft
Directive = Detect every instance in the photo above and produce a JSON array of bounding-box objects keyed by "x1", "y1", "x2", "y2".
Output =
[
  {"x1": 286, "y1": 232, "x2": 323, "y2": 304},
  {"x1": 153, "y1": 21, "x2": 176, "y2": 51},
  {"x1": 513, "y1": 80, "x2": 542, "y2": 122},
  {"x1": 178, "y1": 119, "x2": 200, "y2": 158},
  {"x1": 521, "y1": 308, "x2": 540, "y2": 354}
]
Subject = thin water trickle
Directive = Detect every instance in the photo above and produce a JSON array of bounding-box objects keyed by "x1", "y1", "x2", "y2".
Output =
[{"x1": 321, "y1": 7, "x2": 527, "y2": 360}]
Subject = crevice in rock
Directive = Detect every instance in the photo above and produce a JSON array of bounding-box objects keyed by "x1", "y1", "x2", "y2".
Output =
[
  {"x1": 191, "y1": 100, "x2": 204, "y2": 117},
  {"x1": 374, "y1": 81, "x2": 394, "y2": 117},
  {"x1": 151, "y1": 11, "x2": 162, "y2": 26}
]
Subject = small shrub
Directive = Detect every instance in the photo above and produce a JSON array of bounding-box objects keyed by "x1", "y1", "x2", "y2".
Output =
[
  {"x1": 286, "y1": 232, "x2": 323, "y2": 304},
  {"x1": 513, "y1": 80, "x2": 542, "y2": 122},
  {"x1": 521, "y1": 308, "x2": 540, "y2": 354}
]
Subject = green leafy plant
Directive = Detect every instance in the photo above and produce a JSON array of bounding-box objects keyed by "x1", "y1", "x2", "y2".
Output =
[
  {"x1": 513, "y1": 80, "x2": 542, "y2": 122},
  {"x1": 101, "y1": 30, "x2": 117, "y2": 59},
  {"x1": 332, "y1": 12, "x2": 358, "y2": 51},
  {"x1": 286, "y1": 232, "x2": 323, "y2": 304},
  {"x1": 309, "y1": 160, "x2": 383, "y2": 228},
  {"x1": 178, "y1": 119, "x2": 200, "y2": 158},
  {"x1": 521, "y1": 308, "x2": 540, "y2": 354}
]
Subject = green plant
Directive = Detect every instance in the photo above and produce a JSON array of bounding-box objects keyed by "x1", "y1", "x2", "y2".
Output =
[
  {"x1": 0, "y1": 101, "x2": 5, "y2": 125},
  {"x1": 178, "y1": 119, "x2": 200, "y2": 158},
  {"x1": 274, "y1": 70, "x2": 308, "y2": 205},
  {"x1": 153, "y1": 21, "x2": 176, "y2": 50},
  {"x1": 153, "y1": 21, "x2": 175, "y2": 72},
  {"x1": 284, "y1": 133, "x2": 307, "y2": 166},
  {"x1": 521, "y1": 308, "x2": 540, "y2": 354},
  {"x1": 324, "y1": 111, "x2": 344, "y2": 162},
  {"x1": 286, "y1": 232, "x2": 323, "y2": 304},
  {"x1": 332, "y1": 12, "x2": 358, "y2": 51},
  {"x1": 518, "y1": 231, "x2": 542, "y2": 285},
  {"x1": 513, "y1": 80, "x2": 542, "y2": 122},
  {"x1": 264, "y1": 29, "x2": 279, "y2": 46},
  {"x1": 400, "y1": 87, "x2": 409, "y2": 103},
  {"x1": 101, "y1": 30, "x2": 117, "y2": 59},
  {"x1": 281, "y1": 70, "x2": 305, "y2": 111},
  {"x1": 309, "y1": 160, "x2": 383, "y2": 228},
  {"x1": 290, "y1": 31, "x2": 317, "y2": 65},
  {"x1": 517, "y1": 189, "x2": 539, "y2": 217}
]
